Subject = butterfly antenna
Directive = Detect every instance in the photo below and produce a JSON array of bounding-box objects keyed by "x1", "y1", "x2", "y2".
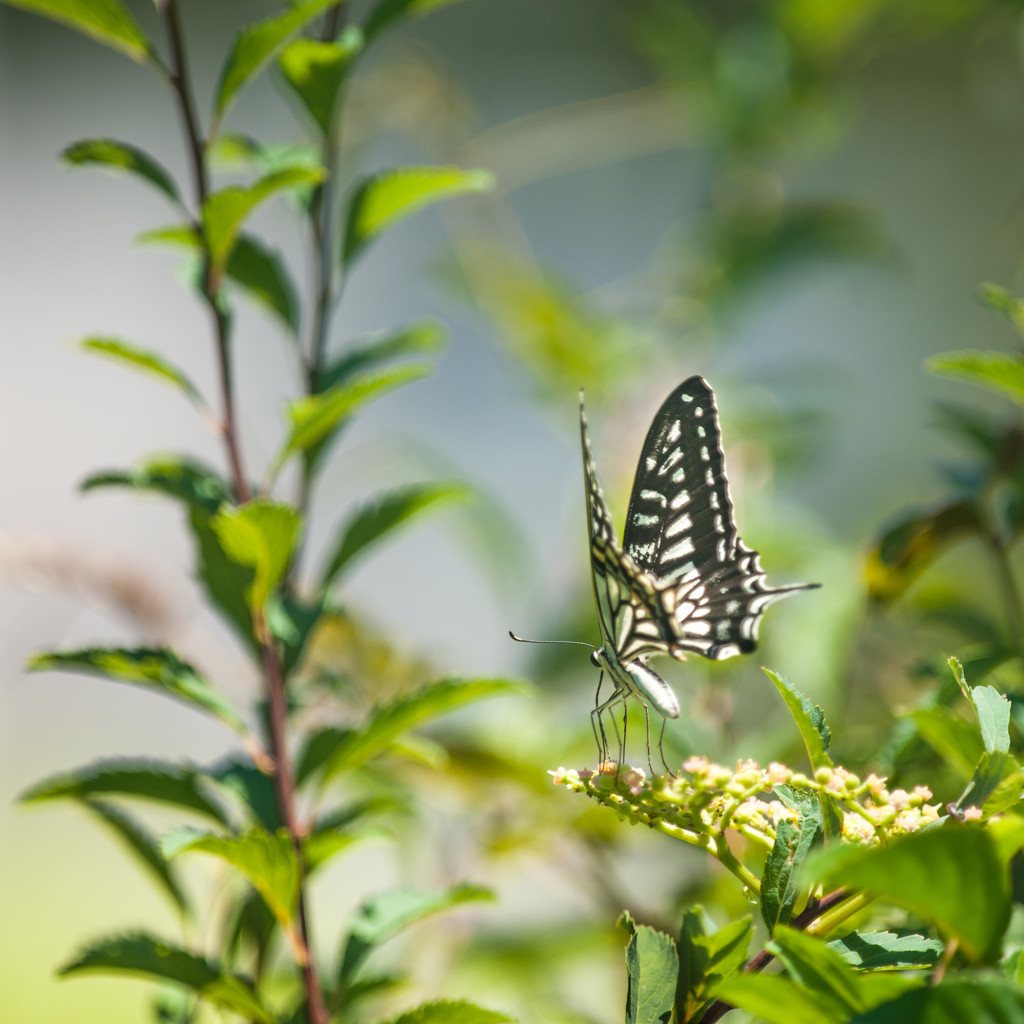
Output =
[{"x1": 508, "y1": 631, "x2": 596, "y2": 649}]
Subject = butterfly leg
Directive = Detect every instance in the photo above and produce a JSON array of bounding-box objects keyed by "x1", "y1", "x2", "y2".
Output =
[
  {"x1": 590, "y1": 671, "x2": 609, "y2": 763},
  {"x1": 642, "y1": 701, "x2": 655, "y2": 777},
  {"x1": 593, "y1": 688, "x2": 625, "y2": 769},
  {"x1": 618, "y1": 699, "x2": 629, "y2": 776},
  {"x1": 657, "y1": 718, "x2": 675, "y2": 778}
]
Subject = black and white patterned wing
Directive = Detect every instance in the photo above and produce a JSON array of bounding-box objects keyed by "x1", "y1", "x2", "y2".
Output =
[
  {"x1": 622, "y1": 376, "x2": 818, "y2": 661},
  {"x1": 580, "y1": 394, "x2": 675, "y2": 664}
]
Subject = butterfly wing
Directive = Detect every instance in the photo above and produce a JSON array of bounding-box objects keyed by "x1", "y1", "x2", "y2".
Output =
[
  {"x1": 580, "y1": 394, "x2": 674, "y2": 664},
  {"x1": 622, "y1": 376, "x2": 817, "y2": 661}
]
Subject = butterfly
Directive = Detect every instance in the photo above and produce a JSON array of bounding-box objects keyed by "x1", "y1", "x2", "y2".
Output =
[{"x1": 580, "y1": 376, "x2": 818, "y2": 772}]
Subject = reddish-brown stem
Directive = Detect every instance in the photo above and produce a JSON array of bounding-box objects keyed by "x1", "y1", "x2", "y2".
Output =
[
  {"x1": 699, "y1": 889, "x2": 849, "y2": 1024},
  {"x1": 158, "y1": 4, "x2": 326, "y2": 1021}
]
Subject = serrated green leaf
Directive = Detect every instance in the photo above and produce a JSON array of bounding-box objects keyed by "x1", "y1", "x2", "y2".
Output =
[
  {"x1": 851, "y1": 977, "x2": 1024, "y2": 1023},
  {"x1": 363, "y1": 0, "x2": 467, "y2": 43},
  {"x1": 973, "y1": 685, "x2": 1012, "y2": 753},
  {"x1": 204, "y1": 166, "x2": 324, "y2": 273},
  {"x1": 164, "y1": 828, "x2": 298, "y2": 937},
  {"x1": 763, "y1": 668, "x2": 832, "y2": 771},
  {"x1": 320, "y1": 677, "x2": 526, "y2": 784},
  {"x1": 82, "y1": 798, "x2": 189, "y2": 914},
  {"x1": 911, "y1": 706, "x2": 986, "y2": 779},
  {"x1": 929, "y1": 350, "x2": 1024, "y2": 406},
  {"x1": 62, "y1": 138, "x2": 179, "y2": 202},
  {"x1": 343, "y1": 165, "x2": 494, "y2": 265},
  {"x1": 1, "y1": 0, "x2": 152, "y2": 62},
  {"x1": 383, "y1": 1002, "x2": 514, "y2": 1024},
  {"x1": 805, "y1": 825, "x2": 1011, "y2": 961},
  {"x1": 826, "y1": 932, "x2": 944, "y2": 971},
  {"x1": 340, "y1": 884, "x2": 494, "y2": 986},
  {"x1": 59, "y1": 932, "x2": 274, "y2": 1023},
  {"x1": 213, "y1": 0, "x2": 343, "y2": 119},
  {"x1": 618, "y1": 910, "x2": 679, "y2": 1024},
  {"x1": 273, "y1": 363, "x2": 430, "y2": 477},
  {"x1": 315, "y1": 320, "x2": 447, "y2": 393},
  {"x1": 28, "y1": 647, "x2": 253, "y2": 741},
  {"x1": 277, "y1": 29, "x2": 362, "y2": 135},
  {"x1": 212, "y1": 499, "x2": 302, "y2": 634},
  {"x1": 320, "y1": 482, "x2": 470, "y2": 590},
  {"x1": 675, "y1": 910, "x2": 752, "y2": 1022},
  {"x1": 81, "y1": 337, "x2": 202, "y2": 403},
  {"x1": 20, "y1": 758, "x2": 228, "y2": 825},
  {"x1": 761, "y1": 810, "x2": 821, "y2": 934}
]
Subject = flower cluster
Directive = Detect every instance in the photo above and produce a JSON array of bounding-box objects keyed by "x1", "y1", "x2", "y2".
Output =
[{"x1": 551, "y1": 756, "x2": 945, "y2": 850}]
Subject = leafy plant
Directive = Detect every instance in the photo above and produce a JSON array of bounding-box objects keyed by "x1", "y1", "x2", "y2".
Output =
[{"x1": 5, "y1": 1, "x2": 516, "y2": 1022}]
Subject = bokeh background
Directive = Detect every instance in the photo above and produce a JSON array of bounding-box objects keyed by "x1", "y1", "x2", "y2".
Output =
[{"x1": 4, "y1": 0, "x2": 1024, "y2": 1021}]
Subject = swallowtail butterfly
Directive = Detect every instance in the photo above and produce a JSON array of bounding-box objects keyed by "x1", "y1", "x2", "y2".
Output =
[{"x1": 581, "y1": 376, "x2": 817, "y2": 768}]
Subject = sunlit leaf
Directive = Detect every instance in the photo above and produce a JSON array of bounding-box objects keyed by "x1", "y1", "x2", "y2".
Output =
[
  {"x1": 676, "y1": 910, "x2": 752, "y2": 1023},
  {"x1": 762, "y1": 668, "x2": 832, "y2": 771},
  {"x1": 81, "y1": 337, "x2": 202, "y2": 403},
  {"x1": 28, "y1": 647, "x2": 253, "y2": 740},
  {"x1": 851, "y1": 977, "x2": 1024, "y2": 1023},
  {"x1": 315, "y1": 320, "x2": 446, "y2": 393},
  {"x1": 1, "y1": 0, "x2": 153, "y2": 62},
  {"x1": 826, "y1": 931, "x2": 944, "y2": 971},
  {"x1": 343, "y1": 165, "x2": 494, "y2": 265},
  {"x1": 761, "y1": 788, "x2": 822, "y2": 933},
  {"x1": 383, "y1": 1002, "x2": 513, "y2": 1024},
  {"x1": 82, "y1": 798, "x2": 189, "y2": 914},
  {"x1": 163, "y1": 828, "x2": 299, "y2": 938},
  {"x1": 319, "y1": 677, "x2": 526, "y2": 784},
  {"x1": 972, "y1": 685, "x2": 1012, "y2": 753},
  {"x1": 929, "y1": 350, "x2": 1024, "y2": 407},
  {"x1": 364, "y1": 0, "x2": 468, "y2": 43},
  {"x1": 806, "y1": 825, "x2": 1011, "y2": 961},
  {"x1": 20, "y1": 758, "x2": 228, "y2": 825},
  {"x1": 618, "y1": 910, "x2": 678, "y2": 1024},
  {"x1": 63, "y1": 138, "x2": 179, "y2": 202},
  {"x1": 956, "y1": 751, "x2": 1020, "y2": 818},
  {"x1": 212, "y1": 499, "x2": 302, "y2": 633},
  {"x1": 59, "y1": 932, "x2": 274, "y2": 1023},
  {"x1": 277, "y1": 28, "x2": 362, "y2": 135},
  {"x1": 320, "y1": 482, "x2": 470, "y2": 590},
  {"x1": 716, "y1": 973, "x2": 840, "y2": 1024},
  {"x1": 213, "y1": 0, "x2": 343, "y2": 119},
  {"x1": 204, "y1": 166, "x2": 324, "y2": 273},
  {"x1": 339, "y1": 884, "x2": 493, "y2": 985}
]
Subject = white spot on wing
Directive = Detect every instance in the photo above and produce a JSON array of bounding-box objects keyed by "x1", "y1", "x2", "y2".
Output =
[
  {"x1": 660, "y1": 537, "x2": 695, "y2": 562},
  {"x1": 646, "y1": 457, "x2": 657, "y2": 471},
  {"x1": 667, "y1": 421, "x2": 681, "y2": 442},
  {"x1": 700, "y1": 446, "x2": 710, "y2": 461},
  {"x1": 697, "y1": 426, "x2": 705, "y2": 438},
  {"x1": 665, "y1": 514, "x2": 692, "y2": 538},
  {"x1": 695, "y1": 407, "x2": 704, "y2": 417},
  {"x1": 633, "y1": 513, "x2": 660, "y2": 526},
  {"x1": 672, "y1": 467, "x2": 686, "y2": 483},
  {"x1": 640, "y1": 489, "x2": 666, "y2": 505},
  {"x1": 671, "y1": 490, "x2": 690, "y2": 509}
]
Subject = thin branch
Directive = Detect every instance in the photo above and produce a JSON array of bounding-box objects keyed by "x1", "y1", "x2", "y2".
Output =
[{"x1": 320, "y1": 2, "x2": 347, "y2": 41}]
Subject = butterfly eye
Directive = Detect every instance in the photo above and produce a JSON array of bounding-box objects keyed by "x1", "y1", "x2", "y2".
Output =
[{"x1": 590, "y1": 650, "x2": 601, "y2": 668}]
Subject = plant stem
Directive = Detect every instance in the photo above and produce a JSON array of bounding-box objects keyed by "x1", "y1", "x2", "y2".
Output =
[
  {"x1": 932, "y1": 937, "x2": 957, "y2": 986},
  {"x1": 159, "y1": 5, "x2": 326, "y2": 1021}
]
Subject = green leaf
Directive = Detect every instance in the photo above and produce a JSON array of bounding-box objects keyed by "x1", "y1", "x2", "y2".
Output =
[
  {"x1": 28, "y1": 647, "x2": 254, "y2": 740},
  {"x1": 618, "y1": 911, "x2": 679, "y2": 1024},
  {"x1": 675, "y1": 911, "x2": 752, "y2": 1022},
  {"x1": 320, "y1": 677, "x2": 526, "y2": 783},
  {"x1": 826, "y1": 932, "x2": 944, "y2": 971},
  {"x1": 382, "y1": 1002, "x2": 514, "y2": 1024},
  {"x1": 204, "y1": 166, "x2": 324, "y2": 273},
  {"x1": 911, "y1": 706, "x2": 986, "y2": 779},
  {"x1": 716, "y1": 973, "x2": 840, "y2": 1024},
  {"x1": 979, "y1": 283, "x2": 1024, "y2": 334},
  {"x1": 20, "y1": 758, "x2": 228, "y2": 825},
  {"x1": 973, "y1": 685, "x2": 1012, "y2": 753},
  {"x1": 82, "y1": 798, "x2": 189, "y2": 914},
  {"x1": 763, "y1": 668, "x2": 832, "y2": 771},
  {"x1": 191, "y1": 507, "x2": 256, "y2": 649},
  {"x1": 343, "y1": 165, "x2": 494, "y2": 265},
  {"x1": 82, "y1": 457, "x2": 232, "y2": 515},
  {"x1": 164, "y1": 828, "x2": 298, "y2": 936},
  {"x1": 274, "y1": 363, "x2": 431, "y2": 476},
  {"x1": 761, "y1": 791, "x2": 823, "y2": 933},
  {"x1": 212, "y1": 499, "x2": 302, "y2": 634},
  {"x1": 213, "y1": 0, "x2": 343, "y2": 119},
  {"x1": 315, "y1": 320, "x2": 447, "y2": 393},
  {"x1": 302, "y1": 825, "x2": 380, "y2": 874},
  {"x1": 208, "y1": 757, "x2": 282, "y2": 832},
  {"x1": 277, "y1": 28, "x2": 362, "y2": 135},
  {"x1": 340, "y1": 884, "x2": 493, "y2": 986},
  {"x1": 81, "y1": 337, "x2": 202, "y2": 403},
  {"x1": 805, "y1": 825, "x2": 1011, "y2": 961},
  {"x1": 1, "y1": 0, "x2": 153, "y2": 62},
  {"x1": 225, "y1": 235, "x2": 300, "y2": 336},
  {"x1": 928, "y1": 350, "x2": 1024, "y2": 406},
  {"x1": 363, "y1": 0, "x2": 467, "y2": 44},
  {"x1": 320, "y1": 482, "x2": 470, "y2": 590},
  {"x1": 957, "y1": 751, "x2": 1020, "y2": 817},
  {"x1": 62, "y1": 139, "x2": 179, "y2": 202},
  {"x1": 851, "y1": 977, "x2": 1024, "y2": 1023},
  {"x1": 59, "y1": 932, "x2": 274, "y2": 1023}
]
